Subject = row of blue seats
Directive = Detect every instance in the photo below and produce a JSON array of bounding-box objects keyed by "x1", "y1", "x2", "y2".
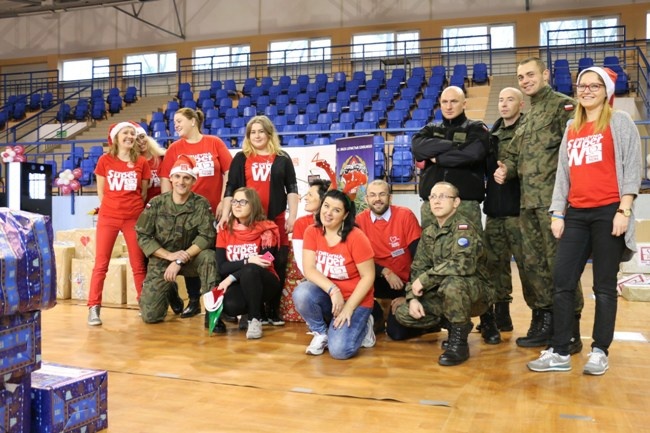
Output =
[{"x1": 552, "y1": 56, "x2": 629, "y2": 96}]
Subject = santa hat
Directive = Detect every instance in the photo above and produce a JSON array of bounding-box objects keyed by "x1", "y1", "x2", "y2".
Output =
[
  {"x1": 130, "y1": 121, "x2": 147, "y2": 137},
  {"x1": 577, "y1": 66, "x2": 617, "y2": 107},
  {"x1": 169, "y1": 154, "x2": 199, "y2": 178},
  {"x1": 107, "y1": 121, "x2": 137, "y2": 146}
]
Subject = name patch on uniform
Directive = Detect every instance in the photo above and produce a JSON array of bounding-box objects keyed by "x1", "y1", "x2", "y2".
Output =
[
  {"x1": 453, "y1": 132, "x2": 467, "y2": 142},
  {"x1": 458, "y1": 224, "x2": 468, "y2": 230},
  {"x1": 458, "y1": 237, "x2": 470, "y2": 247},
  {"x1": 564, "y1": 104, "x2": 574, "y2": 111}
]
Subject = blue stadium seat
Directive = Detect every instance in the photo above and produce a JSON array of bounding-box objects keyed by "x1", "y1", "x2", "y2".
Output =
[
  {"x1": 472, "y1": 63, "x2": 489, "y2": 85},
  {"x1": 313, "y1": 137, "x2": 330, "y2": 145}
]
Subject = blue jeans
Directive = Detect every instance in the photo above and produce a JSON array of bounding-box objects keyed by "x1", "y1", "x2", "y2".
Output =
[
  {"x1": 551, "y1": 203, "x2": 625, "y2": 356},
  {"x1": 292, "y1": 281, "x2": 371, "y2": 360}
]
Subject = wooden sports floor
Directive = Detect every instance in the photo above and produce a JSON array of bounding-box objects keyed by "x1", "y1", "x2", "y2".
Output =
[{"x1": 41, "y1": 264, "x2": 650, "y2": 433}]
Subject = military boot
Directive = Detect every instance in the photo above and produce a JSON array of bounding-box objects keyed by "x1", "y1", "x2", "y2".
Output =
[
  {"x1": 479, "y1": 310, "x2": 501, "y2": 345},
  {"x1": 180, "y1": 298, "x2": 201, "y2": 318},
  {"x1": 516, "y1": 309, "x2": 552, "y2": 347},
  {"x1": 438, "y1": 322, "x2": 473, "y2": 366},
  {"x1": 494, "y1": 301, "x2": 513, "y2": 332},
  {"x1": 569, "y1": 313, "x2": 583, "y2": 354}
]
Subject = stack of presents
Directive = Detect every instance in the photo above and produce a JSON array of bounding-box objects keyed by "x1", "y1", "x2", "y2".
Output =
[
  {"x1": 617, "y1": 219, "x2": 650, "y2": 302},
  {"x1": 0, "y1": 208, "x2": 108, "y2": 432}
]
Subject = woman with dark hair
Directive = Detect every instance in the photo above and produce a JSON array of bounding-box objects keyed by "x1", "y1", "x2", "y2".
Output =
[
  {"x1": 158, "y1": 107, "x2": 232, "y2": 318},
  {"x1": 221, "y1": 115, "x2": 299, "y2": 326},
  {"x1": 292, "y1": 178, "x2": 331, "y2": 275},
  {"x1": 214, "y1": 187, "x2": 281, "y2": 339},
  {"x1": 292, "y1": 189, "x2": 376, "y2": 359}
]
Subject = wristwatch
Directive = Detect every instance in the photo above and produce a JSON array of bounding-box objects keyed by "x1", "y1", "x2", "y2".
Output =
[
  {"x1": 617, "y1": 208, "x2": 631, "y2": 217},
  {"x1": 175, "y1": 259, "x2": 184, "y2": 266}
]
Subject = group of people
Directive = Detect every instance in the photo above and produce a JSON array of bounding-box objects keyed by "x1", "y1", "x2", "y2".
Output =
[{"x1": 86, "y1": 59, "x2": 642, "y2": 373}]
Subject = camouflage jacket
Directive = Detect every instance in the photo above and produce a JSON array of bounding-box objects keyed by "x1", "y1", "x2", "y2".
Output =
[
  {"x1": 136, "y1": 191, "x2": 216, "y2": 258},
  {"x1": 405, "y1": 210, "x2": 489, "y2": 301},
  {"x1": 500, "y1": 85, "x2": 575, "y2": 209}
]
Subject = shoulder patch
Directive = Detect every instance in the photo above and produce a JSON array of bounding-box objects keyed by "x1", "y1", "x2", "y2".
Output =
[
  {"x1": 457, "y1": 237, "x2": 470, "y2": 248},
  {"x1": 458, "y1": 224, "x2": 468, "y2": 230},
  {"x1": 564, "y1": 104, "x2": 574, "y2": 111}
]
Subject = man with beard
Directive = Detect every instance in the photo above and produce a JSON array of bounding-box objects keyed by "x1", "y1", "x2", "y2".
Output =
[{"x1": 355, "y1": 179, "x2": 421, "y2": 332}]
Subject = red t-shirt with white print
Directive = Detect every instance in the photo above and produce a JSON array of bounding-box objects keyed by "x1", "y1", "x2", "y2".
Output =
[{"x1": 95, "y1": 154, "x2": 151, "y2": 219}]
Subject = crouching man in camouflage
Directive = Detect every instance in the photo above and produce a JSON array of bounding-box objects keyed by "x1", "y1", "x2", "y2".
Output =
[
  {"x1": 136, "y1": 155, "x2": 219, "y2": 323},
  {"x1": 390, "y1": 182, "x2": 495, "y2": 366}
]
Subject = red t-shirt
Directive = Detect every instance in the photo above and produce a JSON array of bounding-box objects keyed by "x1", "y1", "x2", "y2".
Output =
[
  {"x1": 216, "y1": 225, "x2": 279, "y2": 279},
  {"x1": 244, "y1": 154, "x2": 275, "y2": 214},
  {"x1": 303, "y1": 226, "x2": 375, "y2": 308},
  {"x1": 355, "y1": 205, "x2": 422, "y2": 282},
  {"x1": 159, "y1": 135, "x2": 232, "y2": 211},
  {"x1": 145, "y1": 155, "x2": 163, "y2": 203},
  {"x1": 292, "y1": 214, "x2": 315, "y2": 241},
  {"x1": 566, "y1": 122, "x2": 619, "y2": 208},
  {"x1": 95, "y1": 154, "x2": 151, "y2": 219}
]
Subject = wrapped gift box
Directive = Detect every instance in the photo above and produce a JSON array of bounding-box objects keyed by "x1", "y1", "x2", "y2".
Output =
[
  {"x1": 53, "y1": 242, "x2": 75, "y2": 300},
  {"x1": 54, "y1": 229, "x2": 76, "y2": 244},
  {"x1": 0, "y1": 208, "x2": 57, "y2": 315},
  {"x1": 70, "y1": 259, "x2": 126, "y2": 303},
  {"x1": 30, "y1": 363, "x2": 108, "y2": 433},
  {"x1": 620, "y1": 243, "x2": 650, "y2": 274},
  {"x1": 72, "y1": 228, "x2": 124, "y2": 260},
  {"x1": 621, "y1": 283, "x2": 650, "y2": 302},
  {"x1": 125, "y1": 261, "x2": 137, "y2": 306},
  {"x1": 0, "y1": 372, "x2": 31, "y2": 433},
  {"x1": 279, "y1": 245, "x2": 305, "y2": 322},
  {"x1": 0, "y1": 311, "x2": 42, "y2": 381}
]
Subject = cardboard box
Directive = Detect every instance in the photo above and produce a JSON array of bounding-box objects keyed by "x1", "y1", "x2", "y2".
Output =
[
  {"x1": 621, "y1": 283, "x2": 650, "y2": 302},
  {"x1": 30, "y1": 363, "x2": 108, "y2": 433},
  {"x1": 635, "y1": 219, "x2": 650, "y2": 242},
  {"x1": 0, "y1": 372, "x2": 31, "y2": 433},
  {"x1": 0, "y1": 311, "x2": 42, "y2": 380},
  {"x1": 619, "y1": 243, "x2": 650, "y2": 274},
  {"x1": 72, "y1": 228, "x2": 124, "y2": 260},
  {"x1": 70, "y1": 258, "x2": 126, "y2": 303},
  {"x1": 125, "y1": 260, "x2": 137, "y2": 306},
  {"x1": 616, "y1": 273, "x2": 650, "y2": 295},
  {"x1": 53, "y1": 241, "x2": 75, "y2": 299},
  {"x1": 54, "y1": 229, "x2": 76, "y2": 244}
]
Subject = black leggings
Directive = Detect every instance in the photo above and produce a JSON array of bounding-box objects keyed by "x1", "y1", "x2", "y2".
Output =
[{"x1": 223, "y1": 264, "x2": 281, "y2": 320}]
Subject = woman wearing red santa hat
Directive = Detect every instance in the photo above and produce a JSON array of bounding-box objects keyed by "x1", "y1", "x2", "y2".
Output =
[
  {"x1": 133, "y1": 121, "x2": 166, "y2": 203},
  {"x1": 158, "y1": 107, "x2": 232, "y2": 318},
  {"x1": 88, "y1": 122, "x2": 151, "y2": 326},
  {"x1": 527, "y1": 66, "x2": 642, "y2": 376}
]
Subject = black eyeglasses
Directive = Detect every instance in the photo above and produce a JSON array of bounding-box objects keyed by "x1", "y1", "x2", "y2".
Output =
[
  {"x1": 428, "y1": 193, "x2": 457, "y2": 201},
  {"x1": 231, "y1": 199, "x2": 249, "y2": 207},
  {"x1": 576, "y1": 83, "x2": 604, "y2": 92}
]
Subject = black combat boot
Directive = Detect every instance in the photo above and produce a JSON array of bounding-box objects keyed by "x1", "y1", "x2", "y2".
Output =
[
  {"x1": 494, "y1": 301, "x2": 513, "y2": 332},
  {"x1": 516, "y1": 309, "x2": 552, "y2": 347},
  {"x1": 438, "y1": 322, "x2": 473, "y2": 366},
  {"x1": 568, "y1": 313, "x2": 583, "y2": 354},
  {"x1": 167, "y1": 289, "x2": 184, "y2": 315},
  {"x1": 479, "y1": 310, "x2": 501, "y2": 345},
  {"x1": 180, "y1": 298, "x2": 201, "y2": 318}
]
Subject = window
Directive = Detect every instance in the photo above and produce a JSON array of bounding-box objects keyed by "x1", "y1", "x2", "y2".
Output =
[
  {"x1": 125, "y1": 52, "x2": 176, "y2": 75},
  {"x1": 61, "y1": 58, "x2": 109, "y2": 81},
  {"x1": 194, "y1": 45, "x2": 250, "y2": 69},
  {"x1": 269, "y1": 38, "x2": 331, "y2": 64},
  {"x1": 540, "y1": 16, "x2": 619, "y2": 46},
  {"x1": 352, "y1": 32, "x2": 419, "y2": 58},
  {"x1": 442, "y1": 25, "x2": 514, "y2": 51}
]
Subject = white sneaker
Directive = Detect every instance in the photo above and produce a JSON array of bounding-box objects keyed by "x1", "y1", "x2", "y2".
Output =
[
  {"x1": 246, "y1": 318, "x2": 263, "y2": 339},
  {"x1": 361, "y1": 315, "x2": 376, "y2": 348},
  {"x1": 87, "y1": 306, "x2": 102, "y2": 326},
  {"x1": 583, "y1": 348, "x2": 609, "y2": 376},
  {"x1": 527, "y1": 348, "x2": 571, "y2": 372},
  {"x1": 305, "y1": 332, "x2": 328, "y2": 355}
]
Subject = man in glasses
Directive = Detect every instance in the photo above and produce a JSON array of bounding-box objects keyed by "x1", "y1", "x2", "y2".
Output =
[
  {"x1": 355, "y1": 179, "x2": 422, "y2": 332},
  {"x1": 390, "y1": 182, "x2": 495, "y2": 366},
  {"x1": 412, "y1": 85, "x2": 490, "y2": 230},
  {"x1": 136, "y1": 155, "x2": 219, "y2": 324},
  {"x1": 494, "y1": 57, "x2": 583, "y2": 354}
]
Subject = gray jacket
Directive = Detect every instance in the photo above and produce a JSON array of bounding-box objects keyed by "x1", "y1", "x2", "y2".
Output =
[{"x1": 550, "y1": 110, "x2": 643, "y2": 261}]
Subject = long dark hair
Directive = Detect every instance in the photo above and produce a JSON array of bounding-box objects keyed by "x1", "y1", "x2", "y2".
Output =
[{"x1": 314, "y1": 189, "x2": 356, "y2": 242}]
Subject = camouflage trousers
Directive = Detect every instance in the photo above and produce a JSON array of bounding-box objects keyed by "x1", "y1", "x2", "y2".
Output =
[
  {"x1": 420, "y1": 199, "x2": 482, "y2": 231},
  {"x1": 519, "y1": 208, "x2": 583, "y2": 312},
  {"x1": 484, "y1": 215, "x2": 529, "y2": 303},
  {"x1": 139, "y1": 249, "x2": 219, "y2": 323},
  {"x1": 395, "y1": 275, "x2": 491, "y2": 328}
]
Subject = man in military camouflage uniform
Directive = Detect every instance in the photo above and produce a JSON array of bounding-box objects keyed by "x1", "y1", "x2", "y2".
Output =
[
  {"x1": 390, "y1": 182, "x2": 495, "y2": 366},
  {"x1": 494, "y1": 57, "x2": 583, "y2": 352},
  {"x1": 482, "y1": 87, "x2": 527, "y2": 334},
  {"x1": 136, "y1": 155, "x2": 218, "y2": 324},
  {"x1": 412, "y1": 86, "x2": 490, "y2": 231}
]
